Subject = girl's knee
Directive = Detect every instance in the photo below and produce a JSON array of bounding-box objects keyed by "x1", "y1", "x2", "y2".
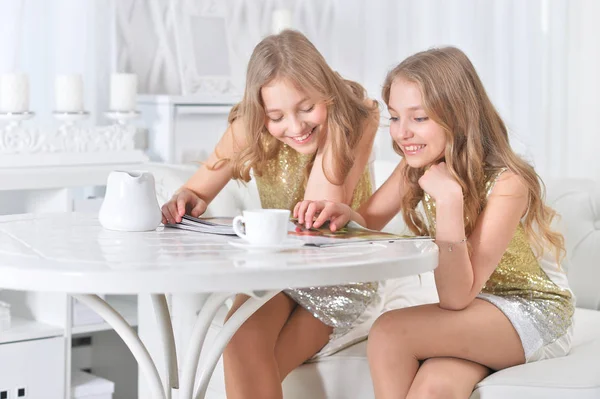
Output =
[
  {"x1": 367, "y1": 311, "x2": 407, "y2": 357},
  {"x1": 408, "y1": 374, "x2": 461, "y2": 399},
  {"x1": 369, "y1": 310, "x2": 410, "y2": 343}
]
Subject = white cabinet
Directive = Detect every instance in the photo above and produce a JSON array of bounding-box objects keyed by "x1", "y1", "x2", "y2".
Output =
[
  {"x1": 137, "y1": 95, "x2": 238, "y2": 163},
  {"x1": 0, "y1": 290, "x2": 138, "y2": 399},
  {"x1": 0, "y1": 336, "x2": 65, "y2": 399},
  {"x1": 0, "y1": 165, "x2": 144, "y2": 398}
]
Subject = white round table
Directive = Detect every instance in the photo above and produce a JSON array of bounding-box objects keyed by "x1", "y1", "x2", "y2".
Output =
[{"x1": 0, "y1": 213, "x2": 438, "y2": 399}]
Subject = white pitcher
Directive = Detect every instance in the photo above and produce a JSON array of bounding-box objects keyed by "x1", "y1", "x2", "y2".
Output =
[{"x1": 99, "y1": 170, "x2": 162, "y2": 232}]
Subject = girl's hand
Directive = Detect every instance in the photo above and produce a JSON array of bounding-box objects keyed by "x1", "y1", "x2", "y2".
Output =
[
  {"x1": 293, "y1": 200, "x2": 354, "y2": 232},
  {"x1": 418, "y1": 162, "x2": 462, "y2": 203},
  {"x1": 161, "y1": 188, "x2": 207, "y2": 224}
]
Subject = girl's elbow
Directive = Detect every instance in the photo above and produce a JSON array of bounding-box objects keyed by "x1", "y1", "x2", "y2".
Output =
[
  {"x1": 438, "y1": 301, "x2": 467, "y2": 311},
  {"x1": 438, "y1": 296, "x2": 474, "y2": 311}
]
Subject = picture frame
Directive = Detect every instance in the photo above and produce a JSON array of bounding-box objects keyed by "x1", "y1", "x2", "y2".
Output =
[{"x1": 171, "y1": 0, "x2": 239, "y2": 97}]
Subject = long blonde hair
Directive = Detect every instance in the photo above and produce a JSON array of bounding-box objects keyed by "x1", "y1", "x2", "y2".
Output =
[
  {"x1": 228, "y1": 30, "x2": 376, "y2": 184},
  {"x1": 382, "y1": 47, "x2": 564, "y2": 261}
]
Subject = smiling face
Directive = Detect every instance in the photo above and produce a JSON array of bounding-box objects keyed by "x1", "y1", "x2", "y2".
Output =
[
  {"x1": 387, "y1": 78, "x2": 447, "y2": 168},
  {"x1": 261, "y1": 78, "x2": 327, "y2": 155}
]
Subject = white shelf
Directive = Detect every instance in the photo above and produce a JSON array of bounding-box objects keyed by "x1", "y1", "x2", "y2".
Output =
[
  {"x1": 0, "y1": 316, "x2": 63, "y2": 344},
  {"x1": 72, "y1": 297, "x2": 138, "y2": 335}
]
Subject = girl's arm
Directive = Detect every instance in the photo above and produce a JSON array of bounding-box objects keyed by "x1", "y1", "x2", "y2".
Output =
[
  {"x1": 354, "y1": 161, "x2": 405, "y2": 230},
  {"x1": 303, "y1": 101, "x2": 379, "y2": 204},
  {"x1": 424, "y1": 165, "x2": 529, "y2": 310},
  {"x1": 183, "y1": 118, "x2": 247, "y2": 200},
  {"x1": 162, "y1": 119, "x2": 248, "y2": 223},
  {"x1": 296, "y1": 161, "x2": 406, "y2": 232}
]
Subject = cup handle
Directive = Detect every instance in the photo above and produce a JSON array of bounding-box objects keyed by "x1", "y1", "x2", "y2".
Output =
[{"x1": 232, "y1": 215, "x2": 247, "y2": 240}]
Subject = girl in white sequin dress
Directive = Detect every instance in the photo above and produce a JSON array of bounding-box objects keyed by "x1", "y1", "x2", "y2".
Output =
[{"x1": 297, "y1": 47, "x2": 574, "y2": 398}]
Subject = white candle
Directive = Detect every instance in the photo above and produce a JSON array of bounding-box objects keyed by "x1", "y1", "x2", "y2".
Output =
[
  {"x1": 272, "y1": 9, "x2": 293, "y2": 34},
  {"x1": 110, "y1": 73, "x2": 138, "y2": 112},
  {"x1": 55, "y1": 74, "x2": 84, "y2": 112},
  {"x1": 0, "y1": 73, "x2": 29, "y2": 113}
]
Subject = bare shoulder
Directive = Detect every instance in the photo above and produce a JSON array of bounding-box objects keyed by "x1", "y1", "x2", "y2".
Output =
[
  {"x1": 227, "y1": 117, "x2": 249, "y2": 149},
  {"x1": 485, "y1": 170, "x2": 529, "y2": 217},
  {"x1": 489, "y1": 170, "x2": 529, "y2": 198},
  {"x1": 229, "y1": 117, "x2": 247, "y2": 140},
  {"x1": 209, "y1": 117, "x2": 249, "y2": 162},
  {"x1": 363, "y1": 97, "x2": 379, "y2": 108},
  {"x1": 361, "y1": 98, "x2": 380, "y2": 137},
  {"x1": 364, "y1": 97, "x2": 380, "y2": 118}
]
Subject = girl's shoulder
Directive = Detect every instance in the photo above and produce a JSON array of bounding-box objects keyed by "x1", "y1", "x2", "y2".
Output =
[
  {"x1": 363, "y1": 97, "x2": 380, "y2": 114},
  {"x1": 228, "y1": 117, "x2": 250, "y2": 149},
  {"x1": 362, "y1": 97, "x2": 380, "y2": 130},
  {"x1": 363, "y1": 97, "x2": 378, "y2": 107},
  {"x1": 484, "y1": 167, "x2": 528, "y2": 201}
]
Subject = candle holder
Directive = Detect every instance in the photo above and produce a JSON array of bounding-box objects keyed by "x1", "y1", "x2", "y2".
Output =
[
  {"x1": 0, "y1": 111, "x2": 43, "y2": 154},
  {"x1": 0, "y1": 108, "x2": 147, "y2": 167},
  {"x1": 99, "y1": 110, "x2": 141, "y2": 152},
  {"x1": 53, "y1": 111, "x2": 90, "y2": 125},
  {"x1": 0, "y1": 111, "x2": 35, "y2": 122},
  {"x1": 105, "y1": 110, "x2": 141, "y2": 125},
  {"x1": 0, "y1": 111, "x2": 36, "y2": 131},
  {"x1": 52, "y1": 111, "x2": 92, "y2": 153}
]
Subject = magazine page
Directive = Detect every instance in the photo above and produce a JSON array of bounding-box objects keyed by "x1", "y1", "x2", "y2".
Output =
[
  {"x1": 166, "y1": 215, "x2": 432, "y2": 245},
  {"x1": 181, "y1": 215, "x2": 235, "y2": 227},
  {"x1": 165, "y1": 215, "x2": 236, "y2": 235},
  {"x1": 287, "y1": 219, "x2": 430, "y2": 247}
]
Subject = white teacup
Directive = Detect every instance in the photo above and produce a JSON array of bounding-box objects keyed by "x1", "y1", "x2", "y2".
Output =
[{"x1": 232, "y1": 209, "x2": 290, "y2": 245}]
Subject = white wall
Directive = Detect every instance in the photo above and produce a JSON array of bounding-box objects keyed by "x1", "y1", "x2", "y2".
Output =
[
  {"x1": 110, "y1": 0, "x2": 600, "y2": 181},
  {"x1": 2, "y1": 0, "x2": 599, "y2": 180},
  {"x1": 0, "y1": 0, "x2": 112, "y2": 128}
]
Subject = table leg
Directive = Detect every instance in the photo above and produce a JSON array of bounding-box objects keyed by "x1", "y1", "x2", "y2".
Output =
[
  {"x1": 151, "y1": 294, "x2": 179, "y2": 398},
  {"x1": 192, "y1": 290, "x2": 280, "y2": 399},
  {"x1": 72, "y1": 294, "x2": 166, "y2": 399},
  {"x1": 179, "y1": 293, "x2": 233, "y2": 399}
]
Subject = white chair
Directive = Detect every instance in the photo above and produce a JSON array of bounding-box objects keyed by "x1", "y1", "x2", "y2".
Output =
[{"x1": 148, "y1": 161, "x2": 600, "y2": 399}]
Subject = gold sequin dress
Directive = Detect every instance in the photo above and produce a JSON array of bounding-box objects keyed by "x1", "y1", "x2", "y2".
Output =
[
  {"x1": 422, "y1": 168, "x2": 575, "y2": 361},
  {"x1": 254, "y1": 144, "x2": 377, "y2": 339}
]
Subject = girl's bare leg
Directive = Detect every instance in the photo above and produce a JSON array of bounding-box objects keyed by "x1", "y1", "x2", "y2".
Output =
[
  {"x1": 275, "y1": 305, "x2": 333, "y2": 379},
  {"x1": 368, "y1": 299, "x2": 525, "y2": 399},
  {"x1": 223, "y1": 293, "x2": 295, "y2": 399},
  {"x1": 407, "y1": 358, "x2": 489, "y2": 399},
  {"x1": 224, "y1": 293, "x2": 333, "y2": 399}
]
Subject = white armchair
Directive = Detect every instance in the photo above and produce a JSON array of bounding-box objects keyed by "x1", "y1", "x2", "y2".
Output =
[{"x1": 146, "y1": 162, "x2": 600, "y2": 399}]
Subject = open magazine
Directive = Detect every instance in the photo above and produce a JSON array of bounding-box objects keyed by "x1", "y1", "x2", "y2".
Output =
[
  {"x1": 166, "y1": 215, "x2": 431, "y2": 247},
  {"x1": 286, "y1": 219, "x2": 431, "y2": 247},
  {"x1": 165, "y1": 215, "x2": 236, "y2": 235}
]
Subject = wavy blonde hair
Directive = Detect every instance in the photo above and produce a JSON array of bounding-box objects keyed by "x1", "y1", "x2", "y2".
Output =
[
  {"x1": 382, "y1": 47, "x2": 564, "y2": 261},
  {"x1": 227, "y1": 30, "x2": 376, "y2": 185}
]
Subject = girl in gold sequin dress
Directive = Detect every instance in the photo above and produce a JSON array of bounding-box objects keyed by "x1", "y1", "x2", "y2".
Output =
[
  {"x1": 161, "y1": 30, "x2": 401, "y2": 398},
  {"x1": 298, "y1": 47, "x2": 574, "y2": 398}
]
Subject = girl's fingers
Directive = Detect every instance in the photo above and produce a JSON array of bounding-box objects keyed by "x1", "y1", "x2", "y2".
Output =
[
  {"x1": 312, "y1": 207, "x2": 331, "y2": 229},
  {"x1": 176, "y1": 197, "x2": 187, "y2": 220},
  {"x1": 293, "y1": 202, "x2": 301, "y2": 218},
  {"x1": 161, "y1": 204, "x2": 176, "y2": 225},
  {"x1": 191, "y1": 200, "x2": 206, "y2": 217},
  {"x1": 330, "y1": 214, "x2": 349, "y2": 232},
  {"x1": 305, "y1": 201, "x2": 325, "y2": 228},
  {"x1": 297, "y1": 200, "x2": 312, "y2": 225}
]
